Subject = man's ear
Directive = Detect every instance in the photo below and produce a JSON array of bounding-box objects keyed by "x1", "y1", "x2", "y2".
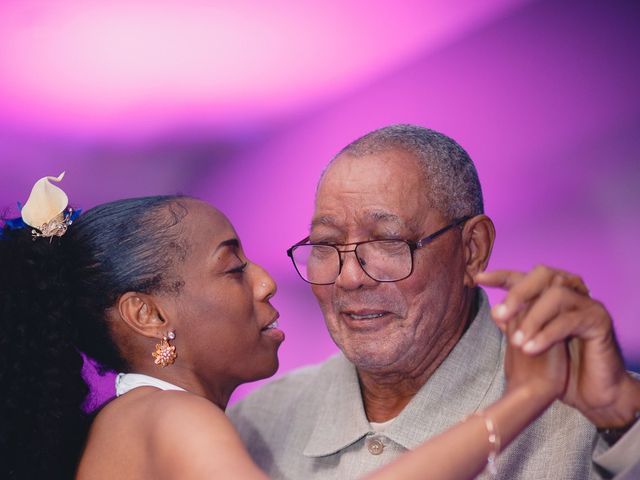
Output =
[
  {"x1": 117, "y1": 292, "x2": 170, "y2": 339},
  {"x1": 462, "y1": 215, "x2": 495, "y2": 287}
]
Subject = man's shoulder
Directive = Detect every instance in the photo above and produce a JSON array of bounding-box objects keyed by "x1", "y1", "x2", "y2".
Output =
[
  {"x1": 228, "y1": 353, "x2": 343, "y2": 419},
  {"x1": 227, "y1": 354, "x2": 347, "y2": 461}
]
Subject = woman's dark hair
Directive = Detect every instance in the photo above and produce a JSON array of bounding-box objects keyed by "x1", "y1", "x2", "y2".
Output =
[{"x1": 0, "y1": 195, "x2": 189, "y2": 479}]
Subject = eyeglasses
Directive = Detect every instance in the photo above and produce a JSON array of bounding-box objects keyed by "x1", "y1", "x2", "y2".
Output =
[{"x1": 286, "y1": 216, "x2": 470, "y2": 285}]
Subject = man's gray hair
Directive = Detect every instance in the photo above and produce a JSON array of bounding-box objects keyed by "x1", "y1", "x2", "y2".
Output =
[{"x1": 329, "y1": 124, "x2": 484, "y2": 220}]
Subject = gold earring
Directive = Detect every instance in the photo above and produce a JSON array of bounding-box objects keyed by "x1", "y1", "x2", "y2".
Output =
[{"x1": 152, "y1": 331, "x2": 177, "y2": 367}]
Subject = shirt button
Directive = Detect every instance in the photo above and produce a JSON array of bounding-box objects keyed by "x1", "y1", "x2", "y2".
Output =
[{"x1": 367, "y1": 438, "x2": 385, "y2": 455}]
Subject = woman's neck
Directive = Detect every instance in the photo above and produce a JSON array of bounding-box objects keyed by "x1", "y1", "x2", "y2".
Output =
[{"x1": 126, "y1": 364, "x2": 237, "y2": 409}]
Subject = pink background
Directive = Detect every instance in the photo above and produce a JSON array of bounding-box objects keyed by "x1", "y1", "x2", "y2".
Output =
[{"x1": 1, "y1": 0, "x2": 638, "y2": 406}]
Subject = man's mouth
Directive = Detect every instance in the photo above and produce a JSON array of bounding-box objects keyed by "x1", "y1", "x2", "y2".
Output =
[
  {"x1": 342, "y1": 309, "x2": 390, "y2": 321},
  {"x1": 346, "y1": 312, "x2": 386, "y2": 320}
]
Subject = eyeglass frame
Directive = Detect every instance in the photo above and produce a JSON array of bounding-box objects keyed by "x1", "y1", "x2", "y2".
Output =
[{"x1": 286, "y1": 215, "x2": 472, "y2": 285}]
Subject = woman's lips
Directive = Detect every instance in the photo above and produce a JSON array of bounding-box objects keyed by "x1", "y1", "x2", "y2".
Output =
[
  {"x1": 260, "y1": 313, "x2": 285, "y2": 342},
  {"x1": 261, "y1": 312, "x2": 280, "y2": 330},
  {"x1": 262, "y1": 319, "x2": 279, "y2": 330}
]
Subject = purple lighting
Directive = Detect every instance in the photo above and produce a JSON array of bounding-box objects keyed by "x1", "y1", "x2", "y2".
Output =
[
  {"x1": 0, "y1": 0, "x2": 528, "y2": 136},
  {"x1": 1, "y1": 0, "x2": 638, "y2": 408}
]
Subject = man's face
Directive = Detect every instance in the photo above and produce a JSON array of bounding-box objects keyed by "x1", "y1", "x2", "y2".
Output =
[{"x1": 311, "y1": 149, "x2": 469, "y2": 374}]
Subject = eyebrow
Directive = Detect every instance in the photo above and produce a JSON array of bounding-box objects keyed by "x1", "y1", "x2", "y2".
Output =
[
  {"x1": 214, "y1": 238, "x2": 240, "y2": 253},
  {"x1": 310, "y1": 216, "x2": 334, "y2": 229},
  {"x1": 368, "y1": 211, "x2": 404, "y2": 224},
  {"x1": 310, "y1": 211, "x2": 406, "y2": 230}
]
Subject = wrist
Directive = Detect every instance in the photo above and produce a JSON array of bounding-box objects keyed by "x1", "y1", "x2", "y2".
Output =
[
  {"x1": 598, "y1": 411, "x2": 640, "y2": 446},
  {"x1": 588, "y1": 374, "x2": 640, "y2": 429},
  {"x1": 506, "y1": 381, "x2": 557, "y2": 412},
  {"x1": 506, "y1": 377, "x2": 562, "y2": 407}
]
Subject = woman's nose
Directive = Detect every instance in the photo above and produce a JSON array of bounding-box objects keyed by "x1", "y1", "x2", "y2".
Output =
[{"x1": 254, "y1": 263, "x2": 277, "y2": 300}]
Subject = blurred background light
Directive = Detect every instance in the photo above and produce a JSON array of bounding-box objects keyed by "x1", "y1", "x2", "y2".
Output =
[
  {"x1": 1, "y1": 0, "x2": 638, "y2": 406},
  {"x1": 0, "y1": 0, "x2": 527, "y2": 136}
]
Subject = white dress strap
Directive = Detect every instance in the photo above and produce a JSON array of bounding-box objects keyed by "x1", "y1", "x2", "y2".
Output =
[{"x1": 115, "y1": 373, "x2": 186, "y2": 397}]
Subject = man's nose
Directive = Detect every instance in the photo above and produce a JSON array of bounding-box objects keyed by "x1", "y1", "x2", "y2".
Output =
[{"x1": 334, "y1": 249, "x2": 376, "y2": 290}]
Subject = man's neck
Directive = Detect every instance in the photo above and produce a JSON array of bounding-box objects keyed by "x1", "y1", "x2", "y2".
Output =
[{"x1": 358, "y1": 291, "x2": 479, "y2": 423}]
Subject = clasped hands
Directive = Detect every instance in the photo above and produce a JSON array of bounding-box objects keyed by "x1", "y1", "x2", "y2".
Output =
[{"x1": 475, "y1": 265, "x2": 640, "y2": 430}]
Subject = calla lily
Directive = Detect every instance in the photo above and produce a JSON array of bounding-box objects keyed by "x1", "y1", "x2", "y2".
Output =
[{"x1": 21, "y1": 172, "x2": 69, "y2": 229}]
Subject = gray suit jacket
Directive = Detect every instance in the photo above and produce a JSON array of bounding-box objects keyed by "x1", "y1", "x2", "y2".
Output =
[{"x1": 229, "y1": 291, "x2": 640, "y2": 479}]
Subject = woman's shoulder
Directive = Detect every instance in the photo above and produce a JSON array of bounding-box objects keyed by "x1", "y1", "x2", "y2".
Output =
[
  {"x1": 146, "y1": 389, "x2": 233, "y2": 437},
  {"x1": 124, "y1": 387, "x2": 225, "y2": 418},
  {"x1": 89, "y1": 388, "x2": 267, "y2": 479},
  {"x1": 94, "y1": 387, "x2": 231, "y2": 440}
]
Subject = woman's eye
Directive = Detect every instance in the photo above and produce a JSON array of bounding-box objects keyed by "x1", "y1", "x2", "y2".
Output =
[{"x1": 227, "y1": 262, "x2": 248, "y2": 274}]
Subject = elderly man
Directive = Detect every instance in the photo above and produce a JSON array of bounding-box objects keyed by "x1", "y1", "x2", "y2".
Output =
[{"x1": 228, "y1": 125, "x2": 640, "y2": 479}]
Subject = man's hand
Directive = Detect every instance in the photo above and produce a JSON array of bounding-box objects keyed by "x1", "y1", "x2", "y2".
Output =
[{"x1": 476, "y1": 265, "x2": 640, "y2": 429}]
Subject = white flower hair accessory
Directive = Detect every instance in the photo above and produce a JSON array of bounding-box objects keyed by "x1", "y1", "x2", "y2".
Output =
[{"x1": 21, "y1": 172, "x2": 75, "y2": 240}]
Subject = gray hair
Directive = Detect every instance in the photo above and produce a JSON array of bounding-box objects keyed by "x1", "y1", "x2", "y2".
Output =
[{"x1": 326, "y1": 124, "x2": 484, "y2": 220}]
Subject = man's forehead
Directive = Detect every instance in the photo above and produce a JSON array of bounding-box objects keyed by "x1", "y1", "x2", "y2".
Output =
[
  {"x1": 321, "y1": 149, "x2": 422, "y2": 182},
  {"x1": 311, "y1": 150, "x2": 435, "y2": 233},
  {"x1": 310, "y1": 209, "x2": 422, "y2": 231}
]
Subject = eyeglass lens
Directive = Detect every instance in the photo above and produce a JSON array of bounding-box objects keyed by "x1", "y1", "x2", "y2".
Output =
[{"x1": 292, "y1": 240, "x2": 412, "y2": 284}]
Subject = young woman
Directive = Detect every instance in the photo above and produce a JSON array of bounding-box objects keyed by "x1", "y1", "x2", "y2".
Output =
[{"x1": 0, "y1": 174, "x2": 567, "y2": 479}]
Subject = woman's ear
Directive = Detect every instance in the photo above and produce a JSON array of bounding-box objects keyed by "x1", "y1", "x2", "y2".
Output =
[
  {"x1": 462, "y1": 215, "x2": 496, "y2": 288},
  {"x1": 117, "y1": 292, "x2": 169, "y2": 339}
]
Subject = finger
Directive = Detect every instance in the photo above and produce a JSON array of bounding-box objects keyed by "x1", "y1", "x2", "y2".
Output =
[
  {"x1": 492, "y1": 265, "x2": 564, "y2": 323},
  {"x1": 505, "y1": 309, "x2": 521, "y2": 337},
  {"x1": 503, "y1": 312, "x2": 524, "y2": 378},
  {"x1": 496, "y1": 303, "x2": 531, "y2": 346},
  {"x1": 490, "y1": 300, "x2": 524, "y2": 333},
  {"x1": 509, "y1": 286, "x2": 585, "y2": 348},
  {"x1": 477, "y1": 267, "x2": 589, "y2": 295},
  {"x1": 474, "y1": 270, "x2": 526, "y2": 289},
  {"x1": 551, "y1": 272, "x2": 590, "y2": 297},
  {"x1": 519, "y1": 301, "x2": 610, "y2": 355},
  {"x1": 475, "y1": 270, "x2": 528, "y2": 323},
  {"x1": 519, "y1": 310, "x2": 583, "y2": 355},
  {"x1": 478, "y1": 267, "x2": 591, "y2": 325}
]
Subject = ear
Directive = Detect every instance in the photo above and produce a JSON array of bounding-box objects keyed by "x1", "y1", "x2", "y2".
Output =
[
  {"x1": 117, "y1": 292, "x2": 171, "y2": 339},
  {"x1": 462, "y1": 215, "x2": 495, "y2": 288}
]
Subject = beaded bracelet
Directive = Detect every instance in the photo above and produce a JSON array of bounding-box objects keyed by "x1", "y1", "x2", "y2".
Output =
[{"x1": 472, "y1": 411, "x2": 501, "y2": 477}]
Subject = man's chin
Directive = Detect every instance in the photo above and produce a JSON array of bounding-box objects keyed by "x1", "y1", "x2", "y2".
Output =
[{"x1": 340, "y1": 344, "x2": 406, "y2": 372}]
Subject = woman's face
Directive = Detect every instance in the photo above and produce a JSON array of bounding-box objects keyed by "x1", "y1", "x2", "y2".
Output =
[{"x1": 161, "y1": 199, "x2": 284, "y2": 388}]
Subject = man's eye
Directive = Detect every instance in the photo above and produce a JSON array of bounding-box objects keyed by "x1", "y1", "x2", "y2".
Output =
[{"x1": 227, "y1": 262, "x2": 248, "y2": 274}]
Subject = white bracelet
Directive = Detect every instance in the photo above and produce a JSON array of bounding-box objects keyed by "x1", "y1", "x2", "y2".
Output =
[{"x1": 472, "y1": 411, "x2": 501, "y2": 476}]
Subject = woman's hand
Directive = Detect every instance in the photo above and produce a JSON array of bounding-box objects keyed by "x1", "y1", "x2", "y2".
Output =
[{"x1": 502, "y1": 301, "x2": 568, "y2": 403}]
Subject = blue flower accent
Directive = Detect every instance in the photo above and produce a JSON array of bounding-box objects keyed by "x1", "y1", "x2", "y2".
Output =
[
  {"x1": 4, "y1": 216, "x2": 28, "y2": 230},
  {"x1": 1, "y1": 209, "x2": 82, "y2": 237}
]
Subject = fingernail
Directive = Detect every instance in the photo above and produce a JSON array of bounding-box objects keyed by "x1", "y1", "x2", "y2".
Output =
[
  {"x1": 512, "y1": 330, "x2": 524, "y2": 346},
  {"x1": 523, "y1": 340, "x2": 536, "y2": 353},
  {"x1": 494, "y1": 304, "x2": 508, "y2": 320}
]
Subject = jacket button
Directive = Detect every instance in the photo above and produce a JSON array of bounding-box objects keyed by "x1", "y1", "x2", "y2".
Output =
[{"x1": 367, "y1": 438, "x2": 384, "y2": 455}]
